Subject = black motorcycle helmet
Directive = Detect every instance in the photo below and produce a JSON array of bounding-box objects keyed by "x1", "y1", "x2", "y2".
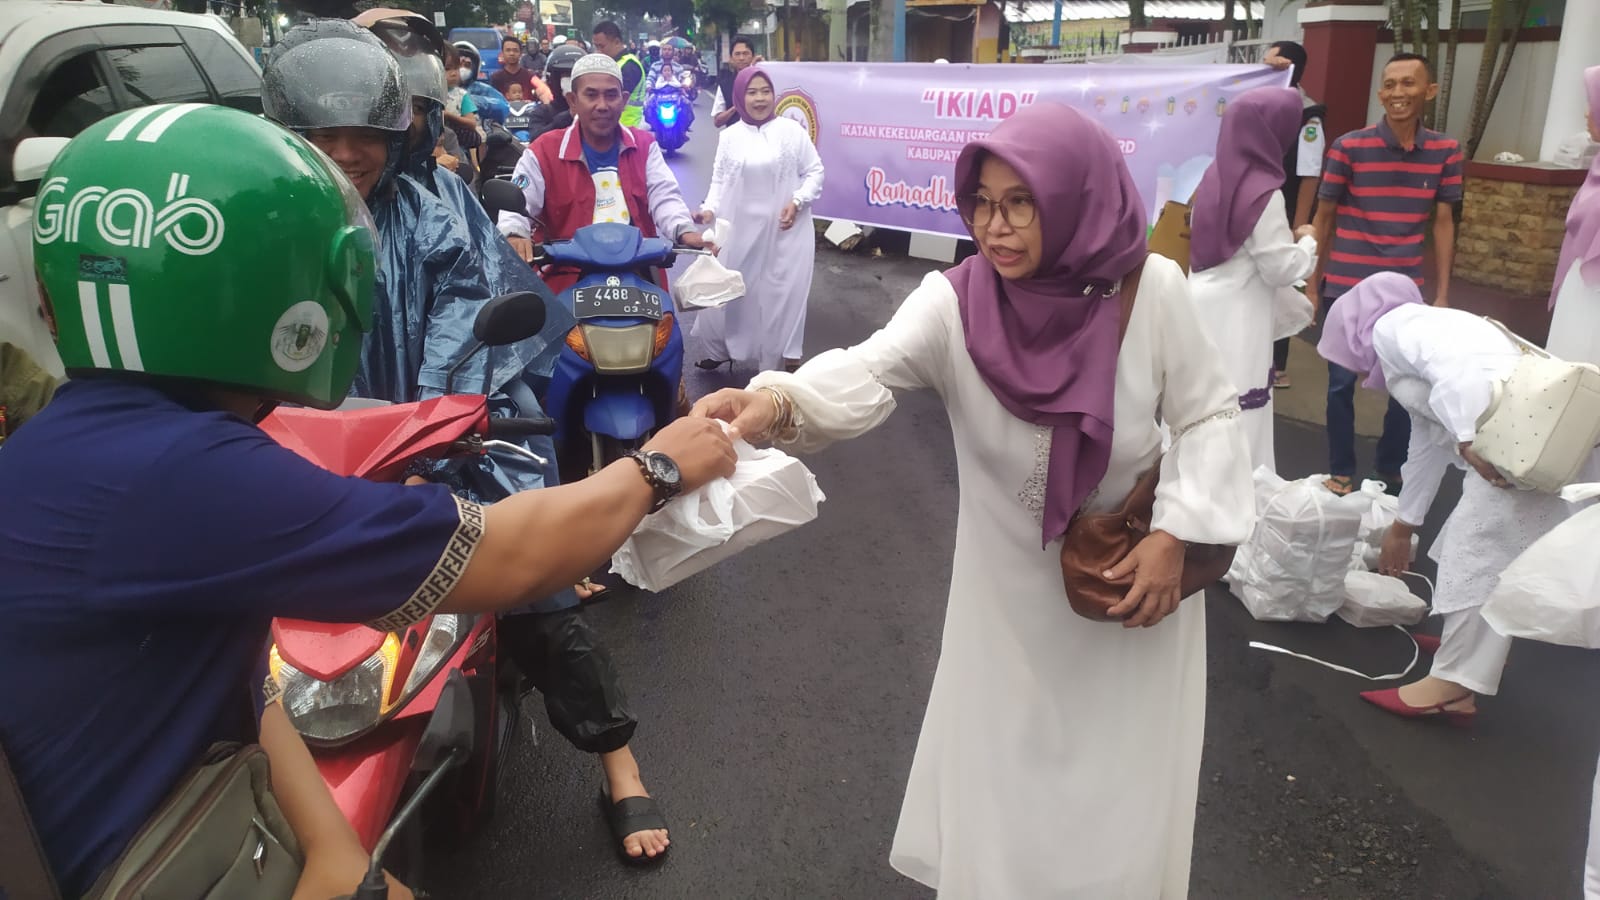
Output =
[
  {"x1": 263, "y1": 20, "x2": 412, "y2": 200},
  {"x1": 543, "y1": 42, "x2": 588, "y2": 111}
]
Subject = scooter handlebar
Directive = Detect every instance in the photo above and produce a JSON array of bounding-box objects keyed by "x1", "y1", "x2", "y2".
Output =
[{"x1": 487, "y1": 416, "x2": 557, "y2": 439}]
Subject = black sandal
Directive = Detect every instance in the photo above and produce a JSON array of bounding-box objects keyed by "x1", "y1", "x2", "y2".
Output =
[{"x1": 599, "y1": 788, "x2": 670, "y2": 866}]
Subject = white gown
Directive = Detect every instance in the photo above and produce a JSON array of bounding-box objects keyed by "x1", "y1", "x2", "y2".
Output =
[
  {"x1": 1372, "y1": 306, "x2": 1572, "y2": 614},
  {"x1": 749, "y1": 256, "x2": 1255, "y2": 898},
  {"x1": 1187, "y1": 192, "x2": 1316, "y2": 473},
  {"x1": 692, "y1": 117, "x2": 825, "y2": 371}
]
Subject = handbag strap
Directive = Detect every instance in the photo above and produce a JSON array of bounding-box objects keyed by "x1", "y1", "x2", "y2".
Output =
[
  {"x1": 1115, "y1": 258, "x2": 1144, "y2": 346},
  {"x1": 1482, "y1": 316, "x2": 1547, "y2": 359},
  {"x1": 0, "y1": 739, "x2": 63, "y2": 900}
]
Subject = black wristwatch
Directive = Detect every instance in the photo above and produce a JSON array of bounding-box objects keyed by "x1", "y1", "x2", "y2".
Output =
[{"x1": 624, "y1": 450, "x2": 683, "y2": 512}]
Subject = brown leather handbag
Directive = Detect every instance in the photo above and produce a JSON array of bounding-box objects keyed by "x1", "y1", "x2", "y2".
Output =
[
  {"x1": 1056, "y1": 259, "x2": 1235, "y2": 621},
  {"x1": 1059, "y1": 456, "x2": 1236, "y2": 621}
]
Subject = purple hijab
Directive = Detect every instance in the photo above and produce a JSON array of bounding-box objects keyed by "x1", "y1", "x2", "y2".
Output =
[
  {"x1": 1550, "y1": 66, "x2": 1600, "y2": 310},
  {"x1": 947, "y1": 102, "x2": 1149, "y2": 546},
  {"x1": 1190, "y1": 87, "x2": 1303, "y2": 271},
  {"x1": 732, "y1": 66, "x2": 775, "y2": 126},
  {"x1": 1316, "y1": 271, "x2": 1423, "y2": 390}
]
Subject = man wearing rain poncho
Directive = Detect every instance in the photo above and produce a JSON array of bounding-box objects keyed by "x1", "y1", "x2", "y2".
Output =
[{"x1": 263, "y1": 21, "x2": 667, "y2": 868}]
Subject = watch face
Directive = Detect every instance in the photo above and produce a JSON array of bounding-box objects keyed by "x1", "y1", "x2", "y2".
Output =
[{"x1": 646, "y1": 452, "x2": 682, "y2": 487}]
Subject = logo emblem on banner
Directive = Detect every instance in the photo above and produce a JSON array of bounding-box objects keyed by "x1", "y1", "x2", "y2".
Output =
[{"x1": 775, "y1": 89, "x2": 818, "y2": 145}]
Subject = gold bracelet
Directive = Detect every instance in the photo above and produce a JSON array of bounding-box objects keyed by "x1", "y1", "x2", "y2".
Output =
[{"x1": 755, "y1": 386, "x2": 794, "y2": 441}]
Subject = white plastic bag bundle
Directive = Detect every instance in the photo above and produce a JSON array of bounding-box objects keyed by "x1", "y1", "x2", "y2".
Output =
[
  {"x1": 1336, "y1": 571, "x2": 1428, "y2": 628},
  {"x1": 1346, "y1": 478, "x2": 1418, "y2": 570},
  {"x1": 671, "y1": 218, "x2": 745, "y2": 309},
  {"x1": 1481, "y1": 483, "x2": 1600, "y2": 648},
  {"x1": 1228, "y1": 469, "x2": 1366, "y2": 622},
  {"x1": 610, "y1": 436, "x2": 826, "y2": 592}
]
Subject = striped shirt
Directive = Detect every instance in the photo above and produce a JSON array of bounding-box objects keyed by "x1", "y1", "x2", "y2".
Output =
[{"x1": 1317, "y1": 119, "x2": 1464, "y2": 297}]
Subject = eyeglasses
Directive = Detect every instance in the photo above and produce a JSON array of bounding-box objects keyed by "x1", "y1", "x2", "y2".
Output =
[{"x1": 958, "y1": 191, "x2": 1037, "y2": 230}]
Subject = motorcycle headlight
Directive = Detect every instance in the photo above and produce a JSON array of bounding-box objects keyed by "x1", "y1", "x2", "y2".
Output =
[
  {"x1": 269, "y1": 615, "x2": 473, "y2": 745},
  {"x1": 580, "y1": 323, "x2": 658, "y2": 374},
  {"x1": 661, "y1": 105, "x2": 676, "y2": 122}
]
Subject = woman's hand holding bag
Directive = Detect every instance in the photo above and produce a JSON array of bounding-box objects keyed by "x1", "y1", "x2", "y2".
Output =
[{"x1": 1101, "y1": 531, "x2": 1187, "y2": 627}]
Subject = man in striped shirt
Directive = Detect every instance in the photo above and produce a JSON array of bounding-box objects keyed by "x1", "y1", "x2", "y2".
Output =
[{"x1": 1309, "y1": 52, "x2": 1463, "y2": 496}]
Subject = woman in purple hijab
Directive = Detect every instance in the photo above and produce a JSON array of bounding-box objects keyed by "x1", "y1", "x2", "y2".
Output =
[
  {"x1": 1188, "y1": 87, "x2": 1319, "y2": 474},
  {"x1": 692, "y1": 102, "x2": 1254, "y2": 897},
  {"x1": 691, "y1": 66, "x2": 826, "y2": 373},
  {"x1": 1315, "y1": 271, "x2": 1569, "y2": 728},
  {"x1": 1549, "y1": 67, "x2": 1600, "y2": 374}
]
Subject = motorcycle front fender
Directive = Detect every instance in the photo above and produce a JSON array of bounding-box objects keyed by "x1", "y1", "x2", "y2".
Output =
[
  {"x1": 313, "y1": 718, "x2": 425, "y2": 850},
  {"x1": 583, "y1": 387, "x2": 655, "y2": 440}
]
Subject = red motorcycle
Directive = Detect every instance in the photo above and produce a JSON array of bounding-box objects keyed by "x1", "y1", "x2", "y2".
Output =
[{"x1": 259, "y1": 293, "x2": 553, "y2": 896}]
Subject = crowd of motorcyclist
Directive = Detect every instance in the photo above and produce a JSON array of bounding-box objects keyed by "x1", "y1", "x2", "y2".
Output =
[{"x1": 0, "y1": 10, "x2": 742, "y2": 900}]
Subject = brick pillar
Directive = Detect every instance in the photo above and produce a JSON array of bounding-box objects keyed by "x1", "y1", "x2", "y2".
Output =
[{"x1": 1298, "y1": 1, "x2": 1388, "y2": 141}]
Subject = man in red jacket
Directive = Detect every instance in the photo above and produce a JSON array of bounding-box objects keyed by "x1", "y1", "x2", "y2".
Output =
[
  {"x1": 499, "y1": 53, "x2": 712, "y2": 295},
  {"x1": 495, "y1": 54, "x2": 713, "y2": 867}
]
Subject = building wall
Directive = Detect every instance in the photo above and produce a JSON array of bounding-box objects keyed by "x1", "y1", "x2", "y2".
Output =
[
  {"x1": 1456, "y1": 167, "x2": 1581, "y2": 295},
  {"x1": 1363, "y1": 38, "x2": 1561, "y2": 160}
]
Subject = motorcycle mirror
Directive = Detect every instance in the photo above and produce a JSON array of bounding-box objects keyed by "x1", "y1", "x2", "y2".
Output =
[
  {"x1": 481, "y1": 178, "x2": 529, "y2": 218},
  {"x1": 473, "y1": 291, "x2": 547, "y2": 347},
  {"x1": 412, "y1": 669, "x2": 476, "y2": 773}
]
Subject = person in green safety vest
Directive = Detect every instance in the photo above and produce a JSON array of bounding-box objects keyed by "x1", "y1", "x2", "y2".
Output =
[{"x1": 591, "y1": 20, "x2": 647, "y2": 128}]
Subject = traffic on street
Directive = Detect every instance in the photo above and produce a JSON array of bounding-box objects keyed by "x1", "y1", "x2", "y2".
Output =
[{"x1": 2, "y1": 3, "x2": 1599, "y2": 900}]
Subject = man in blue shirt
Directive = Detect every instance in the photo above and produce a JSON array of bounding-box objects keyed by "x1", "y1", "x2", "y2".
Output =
[{"x1": 0, "y1": 105, "x2": 733, "y2": 898}]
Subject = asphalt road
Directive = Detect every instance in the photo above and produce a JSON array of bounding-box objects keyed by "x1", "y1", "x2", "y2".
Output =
[{"x1": 432, "y1": 93, "x2": 1600, "y2": 899}]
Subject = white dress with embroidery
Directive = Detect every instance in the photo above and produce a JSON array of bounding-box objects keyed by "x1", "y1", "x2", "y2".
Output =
[
  {"x1": 692, "y1": 116, "x2": 825, "y2": 371},
  {"x1": 748, "y1": 255, "x2": 1255, "y2": 899},
  {"x1": 1187, "y1": 192, "x2": 1317, "y2": 473}
]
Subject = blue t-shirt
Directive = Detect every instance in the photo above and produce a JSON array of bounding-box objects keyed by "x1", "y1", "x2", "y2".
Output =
[
  {"x1": 0, "y1": 380, "x2": 482, "y2": 895},
  {"x1": 580, "y1": 139, "x2": 629, "y2": 226}
]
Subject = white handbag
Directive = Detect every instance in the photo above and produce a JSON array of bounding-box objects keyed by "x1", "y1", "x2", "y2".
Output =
[{"x1": 1471, "y1": 318, "x2": 1600, "y2": 493}]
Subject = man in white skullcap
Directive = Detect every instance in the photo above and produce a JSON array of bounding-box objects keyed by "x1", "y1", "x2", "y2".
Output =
[
  {"x1": 495, "y1": 53, "x2": 706, "y2": 869},
  {"x1": 498, "y1": 52, "x2": 712, "y2": 280}
]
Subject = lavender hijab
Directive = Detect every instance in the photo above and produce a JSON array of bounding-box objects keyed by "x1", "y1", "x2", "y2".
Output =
[
  {"x1": 732, "y1": 66, "x2": 775, "y2": 126},
  {"x1": 1550, "y1": 66, "x2": 1600, "y2": 310},
  {"x1": 1316, "y1": 271, "x2": 1424, "y2": 390},
  {"x1": 947, "y1": 102, "x2": 1149, "y2": 546},
  {"x1": 1190, "y1": 87, "x2": 1304, "y2": 271}
]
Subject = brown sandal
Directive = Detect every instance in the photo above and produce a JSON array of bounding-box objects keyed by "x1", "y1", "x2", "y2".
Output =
[{"x1": 1323, "y1": 475, "x2": 1356, "y2": 496}]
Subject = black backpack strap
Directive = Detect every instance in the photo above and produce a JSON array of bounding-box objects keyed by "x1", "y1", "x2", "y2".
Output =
[{"x1": 0, "y1": 739, "x2": 63, "y2": 900}]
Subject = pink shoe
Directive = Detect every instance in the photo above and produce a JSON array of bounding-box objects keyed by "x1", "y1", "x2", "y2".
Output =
[
  {"x1": 1359, "y1": 687, "x2": 1475, "y2": 727},
  {"x1": 1411, "y1": 633, "x2": 1441, "y2": 655}
]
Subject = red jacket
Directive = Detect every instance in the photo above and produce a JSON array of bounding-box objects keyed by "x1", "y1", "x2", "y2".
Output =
[{"x1": 532, "y1": 124, "x2": 657, "y2": 296}]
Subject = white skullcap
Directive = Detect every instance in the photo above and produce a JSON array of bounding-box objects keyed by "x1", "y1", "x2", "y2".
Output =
[{"x1": 570, "y1": 53, "x2": 622, "y2": 85}]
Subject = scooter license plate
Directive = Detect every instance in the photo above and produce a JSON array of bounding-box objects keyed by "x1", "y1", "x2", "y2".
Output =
[{"x1": 574, "y1": 285, "x2": 663, "y2": 321}]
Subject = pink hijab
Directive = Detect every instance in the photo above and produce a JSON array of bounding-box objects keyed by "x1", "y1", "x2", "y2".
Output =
[
  {"x1": 1190, "y1": 88, "x2": 1303, "y2": 271},
  {"x1": 1550, "y1": 66, "x2": 1600, "y2": 310},
  {"x1": 947, "y1": 102, "x2": 1149, "y2": 545},
  {"x1": 1316, "y1": 272, "x2": 1424, "y2": 390}
]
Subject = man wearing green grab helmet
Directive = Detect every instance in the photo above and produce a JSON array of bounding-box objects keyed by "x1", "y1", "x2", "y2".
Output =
[{"x1": 0, "y1": 106, "x2": 736, "y2": 897}]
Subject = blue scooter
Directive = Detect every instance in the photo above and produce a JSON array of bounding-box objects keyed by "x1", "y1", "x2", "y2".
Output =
[
  {"x1": 481, "y1": 180, "x2": 702, "y2": 478},
  {"x1": 645, "y1": 85, "x2": 693, "y2": 155}
]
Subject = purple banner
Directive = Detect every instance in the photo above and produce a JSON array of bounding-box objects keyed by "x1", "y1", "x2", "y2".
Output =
[{"x1": 759, "y1": 62, "x2": 1291, "y2": 238}]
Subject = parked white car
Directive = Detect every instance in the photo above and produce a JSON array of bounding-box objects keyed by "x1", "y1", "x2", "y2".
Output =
[{"x1": 1, "y1": 1, "x2": 261, "y2": 377}]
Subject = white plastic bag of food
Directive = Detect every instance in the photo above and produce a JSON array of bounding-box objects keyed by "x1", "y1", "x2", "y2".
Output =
[
  {"x1": 1336, "y1": 571, "x2": 1429, "y2": 628},
  {"x1": 1481, "y1": 483, "x2": 1600, "y2": 648},
  {"x1": 610, "y1": 436, "x2": 826, "y2": 592},
  {"x1": 671, "y1": 218, "x2": 745, "y2": 309},
  {"x1": 1228, "y1": 470, "x2": 1366, "y2": 622}
]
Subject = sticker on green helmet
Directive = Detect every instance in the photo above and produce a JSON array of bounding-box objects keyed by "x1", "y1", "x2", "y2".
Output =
[
  {"x1": 78, "y1": 255, "x2": 129, "y2": 283},
  {"x1": 272, "y1": 301, "x2": 332, "y2": 373}
]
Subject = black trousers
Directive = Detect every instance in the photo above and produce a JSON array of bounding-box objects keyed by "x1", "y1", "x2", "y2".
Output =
[
  {"x1": 498, "y1": 607, "x2": 637, "y2": 755},
  {"x1": 1273, "y1": 337, "x2": 1291, "y2": 373}
]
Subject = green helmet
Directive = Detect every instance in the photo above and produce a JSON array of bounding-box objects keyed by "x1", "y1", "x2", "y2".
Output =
[{"x1": 31, "y1": 105, "x2": 376, "y2": 409}]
